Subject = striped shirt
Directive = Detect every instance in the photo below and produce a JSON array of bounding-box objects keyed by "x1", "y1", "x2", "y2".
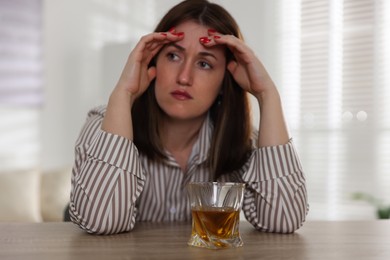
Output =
[{"x1": 69, "y1": 106, "x2": 308, "y2": 235}]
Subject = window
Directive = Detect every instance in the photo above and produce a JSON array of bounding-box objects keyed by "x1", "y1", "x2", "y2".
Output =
[
  {"x1": 277, "y1": 0, "x2": 390, "y2": 220},
  {"x1": 0, "y1": 0, "x2": 42, "y2": 170}
]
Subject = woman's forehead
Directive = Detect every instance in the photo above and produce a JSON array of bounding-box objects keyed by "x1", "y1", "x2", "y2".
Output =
[{"x1": 172, "y1": 21, "x2": 225, "y2": 56}]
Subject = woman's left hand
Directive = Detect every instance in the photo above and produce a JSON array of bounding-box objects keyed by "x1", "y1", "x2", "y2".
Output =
[
  {"x1": 202, "y1": 30, "x2": 290, "y2": 147},
  {"x1": 201, "y1": 30, "x2": 276, "y2": 101}
]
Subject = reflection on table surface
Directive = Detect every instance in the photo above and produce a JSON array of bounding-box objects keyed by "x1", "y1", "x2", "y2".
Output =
[{"x1": 0, "y1": 220, "x2": 389, "y2": 260}]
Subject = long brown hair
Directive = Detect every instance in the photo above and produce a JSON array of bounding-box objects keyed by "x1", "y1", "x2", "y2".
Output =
[{"x1": 132, "y1": 0, "x2": 252, "y2": 180}]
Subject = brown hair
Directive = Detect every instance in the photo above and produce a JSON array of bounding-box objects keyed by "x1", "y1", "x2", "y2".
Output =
[{"x1": 132, "y1": 0, "x2": 252, "y2": 180}]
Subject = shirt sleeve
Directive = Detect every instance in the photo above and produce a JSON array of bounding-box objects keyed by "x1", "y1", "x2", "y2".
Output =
[
  {"x1": 241, "y1": 140, "x2": 309, "y2": 233},
  {"x1": 69, "y1": 106, "x2": 145, "y2": 234}
]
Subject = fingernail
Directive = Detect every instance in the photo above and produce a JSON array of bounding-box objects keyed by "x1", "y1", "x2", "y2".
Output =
[
  {"x1": 208, "y1": 29, "x2": 217, "y2": 34},
  {"x1": 214, "y1": 35, "x2": 221, "y2": 39},
  {"x1": 199, "y1": 37, "x2": 211, "y2": 44},
  {"x1": 161, "y1": 32, "x2": 167, "y2": 36},
  {"x1": 177, "y1": 32, "x2": 185, "y2": 37}
]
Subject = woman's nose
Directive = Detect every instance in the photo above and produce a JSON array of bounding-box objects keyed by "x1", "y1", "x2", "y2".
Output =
[{"x1": 177, "y1": 62, "x2": 193, "y2": 86}]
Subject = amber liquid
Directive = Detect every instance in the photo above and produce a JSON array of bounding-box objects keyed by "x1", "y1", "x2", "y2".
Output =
[{"x1": 190, "y1": 206, "x2": 241, "y2": 248}]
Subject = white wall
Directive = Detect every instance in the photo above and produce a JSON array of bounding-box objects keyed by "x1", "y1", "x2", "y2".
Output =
[{"x1": 41, "y1": 0, "x2": 278, "y2": 170}]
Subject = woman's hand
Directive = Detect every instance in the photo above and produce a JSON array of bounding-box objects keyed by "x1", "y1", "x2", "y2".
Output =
[
  {"x1": 102, "y1": 29, "x2": 184, "y2": 139},
  {"x1": 112, "y1": 29, "x2": 183, "y2": 104},
  {"x1": 114, "y1": 29, "x2": 184, "y2": 104},
  {"x1": 201, "y1": 30, "x2": 276, "y2": 102},
  {"x1": 200, "y1": 30, "x2": 290, "y2": 147}
]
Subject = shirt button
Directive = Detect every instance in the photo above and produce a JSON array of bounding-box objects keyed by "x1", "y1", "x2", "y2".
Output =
[{"x1": 170, "y1": 207, "x2": 177, "y2": 214}]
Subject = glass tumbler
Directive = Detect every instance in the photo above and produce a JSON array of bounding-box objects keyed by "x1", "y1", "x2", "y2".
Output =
[{"x1": 187, "y1": 182, "x2": 245, "y2": 249}]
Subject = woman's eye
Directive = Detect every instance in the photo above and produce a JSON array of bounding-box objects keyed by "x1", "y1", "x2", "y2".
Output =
[
  {"x1": 167, "y1": 52, "x2": 179, "y2": 61},
  {"x1": 199, "y1": 61, "x2": 212, "y2": 69}
]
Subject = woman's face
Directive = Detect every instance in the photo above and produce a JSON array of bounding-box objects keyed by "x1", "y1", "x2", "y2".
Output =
[{"x1": 154, "y1": 20, "x2": 226, "y2": 122}]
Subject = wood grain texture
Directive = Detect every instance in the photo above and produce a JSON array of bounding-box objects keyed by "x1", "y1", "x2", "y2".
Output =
[{"x1": 0, "y1": 220, "x2": 389, "y2": 259}]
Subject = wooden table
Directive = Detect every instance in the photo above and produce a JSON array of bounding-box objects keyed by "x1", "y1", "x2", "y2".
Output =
[{"x1": 0, "y1": 220, "x2": 389, "y2": 259}]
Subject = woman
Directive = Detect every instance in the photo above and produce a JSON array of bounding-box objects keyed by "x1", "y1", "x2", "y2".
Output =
[{"x1": 69, "y1": 0, "x2": 308, "y2": 235}]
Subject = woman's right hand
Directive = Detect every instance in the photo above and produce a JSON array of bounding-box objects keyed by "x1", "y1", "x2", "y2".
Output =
[
  {"x1": 102, "y1": 29, "x2": 183, "y2": 139},
  {"x1": 114, "y1": 29, "x2": 184, "y2": 104}
]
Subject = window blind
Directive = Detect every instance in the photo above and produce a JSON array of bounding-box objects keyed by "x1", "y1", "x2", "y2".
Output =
[
  {"x1": 0, "y1": 0, "x2": 42, "y2": 170},
  {"x1": 0, "y1": 0, "x2": 43, "y2": 106},
  {"x1": 277, "y1": 0, "x2": 390, "y2": 220}
]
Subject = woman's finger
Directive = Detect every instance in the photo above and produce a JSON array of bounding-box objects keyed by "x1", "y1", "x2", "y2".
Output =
[
  {"x1": 202, "y1": 31, "x2": 253, "y2": 64},
  {"x1": 121, "y1": 30, "x2": 185, "y2": 96},
  {"x1": 141, "y1": 31, "x2": 185, "y2": 65}
]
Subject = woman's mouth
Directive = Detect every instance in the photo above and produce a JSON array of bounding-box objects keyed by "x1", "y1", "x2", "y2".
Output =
[{"x1": 170, "y1": 90, "x2": 193, "y2": 100}]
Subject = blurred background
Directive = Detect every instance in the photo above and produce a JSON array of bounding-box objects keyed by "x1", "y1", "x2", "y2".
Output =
[{"x1": 0, "y1": 0, "x2": 389, "y2": 222}]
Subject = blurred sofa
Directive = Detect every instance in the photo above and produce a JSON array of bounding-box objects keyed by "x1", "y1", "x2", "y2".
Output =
[{"x1": 0, "y1": 167, "x2": 72, "y2": 222}]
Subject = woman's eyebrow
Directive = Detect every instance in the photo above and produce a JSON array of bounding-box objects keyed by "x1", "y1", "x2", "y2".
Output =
[
  {"x1": 199, "y1": 51, "x2": 217, "y2": 60},
  {"x1": 167, "y1": 42, "x2": 185, "y2": 51},
  {"x1": 167, "y1": 43, "x2": 218, "y2": 60}
]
